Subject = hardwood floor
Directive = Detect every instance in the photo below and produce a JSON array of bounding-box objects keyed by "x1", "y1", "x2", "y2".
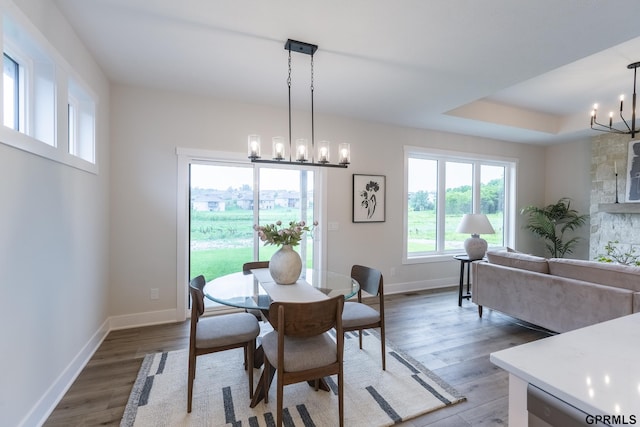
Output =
[{"x1": 43, "y1": 288, "x2": 552, "y2": 426}]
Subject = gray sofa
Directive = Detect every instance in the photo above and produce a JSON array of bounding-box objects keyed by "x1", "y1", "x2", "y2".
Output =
[{"x1": 472, "y1": 250, "x2": 640, "y2": 333}]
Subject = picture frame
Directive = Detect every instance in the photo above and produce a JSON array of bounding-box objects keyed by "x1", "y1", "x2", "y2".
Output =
[
  {"x1": 626, "y1": 140, "x2": 640, "y2": 203},
  {"x1": 352, "y1": 174, "x2": 386, "y2": 222}
]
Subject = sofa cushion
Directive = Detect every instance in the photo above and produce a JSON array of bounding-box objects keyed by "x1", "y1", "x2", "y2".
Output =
[
  {"x1": 486, "y1": 250, "x2": 549, "y2": 274},
  {"x1": 548, "y1": 258, "x2": 640, "y2": 292}
]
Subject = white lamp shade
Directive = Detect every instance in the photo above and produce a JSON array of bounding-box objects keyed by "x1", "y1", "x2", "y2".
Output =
[
  {"x1": 456, "y1": 214, "x2": 495, "y2": 260},
  {"x1": 456, "y1": 214, "x2": 495, "y2": 236}
]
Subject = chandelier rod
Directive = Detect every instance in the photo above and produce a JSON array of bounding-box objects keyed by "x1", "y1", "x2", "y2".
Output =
[
  {"x1": 632, "y1": 63, "x2": 637, "y2": 138},
  {"x1": 311, "y1": 51, "x2": 315, "y2": 164},
  {"x1": 287, "y1": 47, "x2": 292, "y2": 162}
]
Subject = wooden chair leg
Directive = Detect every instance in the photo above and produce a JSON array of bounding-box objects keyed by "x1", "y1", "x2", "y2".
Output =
[
  {"x1": 358, "y1": 329, "x2": 363, "y2": 349},
  {"x1": 380, "y1": 326, "x2": 386, "y2": 371},
  {"x1": 478, "y1": 305, "x2": 483, "y2": 317},
  {"x1": 248, "y1": 340, "x2": 255, "y2": 399},
  {"x1": 338, "y1": 369, "x2": 344, "y2": 427},
  {"x1": 243, "y1": 346, "x2": 248, "y2": 370},
  {"x1": 263, "y1": 359, "x2": 270, "y2": 404},
  {"x1": 276, "y1": 372, "x2": 284, "y2": 427},
  {"x1": 187, "y1": 352, "x2": 195, "y2": 413}
]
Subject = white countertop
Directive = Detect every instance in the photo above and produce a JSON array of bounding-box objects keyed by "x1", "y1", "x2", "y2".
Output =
[{"x1": 491, "y1": 312, "x2": 640, "y2": 417}]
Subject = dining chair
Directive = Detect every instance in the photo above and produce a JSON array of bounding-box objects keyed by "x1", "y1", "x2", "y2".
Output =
[
  {"x1": 188, "y1": 275, "x2": 261, "y2": 413},
  {"x1": 242, "y1": 261, "x2": 270, "y2": 273},
  {"x1": 342, "y1": 264, "x2": 386, "y2": 370},
  {"x1": 261, "y1": 295, "x2": 345, "y2": 427},
  {"x1": 242, "y1": 261, "x2": 270, "y2": 320}
]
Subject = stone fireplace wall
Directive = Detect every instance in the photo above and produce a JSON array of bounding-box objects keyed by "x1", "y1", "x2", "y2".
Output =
[{"x1": 590, "y1": 134, "x2": 640, "y2": 261}]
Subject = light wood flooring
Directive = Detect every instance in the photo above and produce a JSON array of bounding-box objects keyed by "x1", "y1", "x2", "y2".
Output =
[{"x1": 43, "y1": 288, "x2": 552, "y2": 426}]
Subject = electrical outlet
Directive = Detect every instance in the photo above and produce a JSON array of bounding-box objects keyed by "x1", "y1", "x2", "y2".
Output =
[{"x1": 150, "y1": 288, "x2": 159, "y2": 300}]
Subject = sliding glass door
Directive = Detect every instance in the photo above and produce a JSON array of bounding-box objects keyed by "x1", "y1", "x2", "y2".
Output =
[{"x1": 189, "y1": 162, "x2": 316, "y2": 288}]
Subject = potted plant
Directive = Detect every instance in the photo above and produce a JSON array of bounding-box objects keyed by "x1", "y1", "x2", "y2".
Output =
[
  {"x1": 520, "y1": 198, "x2": 588, "y2": 258},
  {"x1": 253, "y1": 220, "x2": 317, "y2": 284}
]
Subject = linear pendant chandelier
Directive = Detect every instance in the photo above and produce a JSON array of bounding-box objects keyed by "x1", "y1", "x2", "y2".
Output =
[
  {"x1": 590, "y1": 61, "x2": 640, "y2": 138},
  {"x1": 247, "y1": 39, "x2": 350, "y2": 168}
]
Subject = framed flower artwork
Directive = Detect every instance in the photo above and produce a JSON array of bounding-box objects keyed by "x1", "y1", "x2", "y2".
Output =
[{"x1": 352, "y1": 174, "x2": 386, "y2": 223}]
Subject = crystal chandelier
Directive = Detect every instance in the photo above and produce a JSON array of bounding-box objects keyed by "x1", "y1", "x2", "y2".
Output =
[{"x1": 247, "y1": 39, "x2": 350, "y2": 168}]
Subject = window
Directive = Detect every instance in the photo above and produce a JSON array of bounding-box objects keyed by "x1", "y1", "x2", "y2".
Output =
[
  {"x1": 3, "y1": 53, "x2": 19, "y2": 130},
  {"x1": 3, "y1": 14, "x2": 56, "y2": 146},
  {"x1": 68, "y1": 78, "x2": 96, "y2": 163},
  {"x1": 404, "y1": 146, "x2": 515, "y2": 261},
  {"x1": 0, "y1": 11, "x2": 98, "y2": 172}
]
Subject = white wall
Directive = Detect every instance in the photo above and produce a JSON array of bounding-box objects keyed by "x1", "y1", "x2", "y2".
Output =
[
  {"x1": 0, "y1": 3, "x2": 597, "y2": 424},
  {"x1": 0, "y1": 1, "x2": 110, "y2": 426},
  {"x1": 109, "y1": 84, "x2": 549, "y2": 318},
  {"x1": 543, "y1": 139, "x2": 592, "y2": 259}
]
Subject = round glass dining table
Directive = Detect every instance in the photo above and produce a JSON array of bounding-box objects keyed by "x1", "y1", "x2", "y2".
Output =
[
  {"x1": 204, "y1": 267, "x2": 359, "y2": 407},
  {"x1": 203, "y1": 268, "x2": 359, "y2": 310}
]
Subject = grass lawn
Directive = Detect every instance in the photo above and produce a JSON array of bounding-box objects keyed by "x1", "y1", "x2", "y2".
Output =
[{"x1": 190, "y1": 209, "x2": 503, "y2": 279}]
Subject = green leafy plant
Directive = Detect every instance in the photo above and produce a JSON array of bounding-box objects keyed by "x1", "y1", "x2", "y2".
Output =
[
  {"x1": 596, "y1": 240, "x2": 640, "y2": 266},
  {"x1": 520, "y1": 198, "x2": 588, "y2": 258},
  {"x1": 253, "y1": 220, "x2": 317, "y2": 247}
]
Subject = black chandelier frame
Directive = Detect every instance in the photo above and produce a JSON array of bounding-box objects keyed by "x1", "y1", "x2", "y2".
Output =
[
  {"x1": 591, "y1": 61, "x2": 640, "y2": 139},
  {"x1": 249, "y1": 39, "x2": 349, "y2": 168}
]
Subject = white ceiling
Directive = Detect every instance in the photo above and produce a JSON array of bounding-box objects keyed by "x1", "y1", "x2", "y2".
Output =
[{"x1": 53, "y1": 0, "x2": 640, "y2": 145}]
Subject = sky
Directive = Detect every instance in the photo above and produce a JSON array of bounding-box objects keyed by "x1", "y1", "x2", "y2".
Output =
[
  {"x1": 408, "y1": 159, "x2": 504, "y2": 193},
  {"x1": 191, "y1": 161, "x2": 503, "y2": 193},
  {"x1": 190, "y1": 164, "x2": 313, "y2": 191}
]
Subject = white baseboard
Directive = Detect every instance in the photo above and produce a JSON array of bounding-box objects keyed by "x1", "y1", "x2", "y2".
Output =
[
  {"x1": 20, "y1": 319, "x2": 110, "y2": 427},
  {"x1": 385, "y1": 277, "x2": 457, "y2": 294},
  {"x1": 22, "y1": 308, "x2": 179, "y2": 427},
  {"x1": 109, "y1": 308, "x2": 179, "y2": 330}
]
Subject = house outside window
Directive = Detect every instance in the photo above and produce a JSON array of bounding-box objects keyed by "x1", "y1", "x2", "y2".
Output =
[{"x1": 404, "y1": 146, "x2": 515, "y2": 262}]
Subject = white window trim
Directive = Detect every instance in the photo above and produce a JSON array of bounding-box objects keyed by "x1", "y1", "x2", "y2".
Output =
[
  {"x1": 0, "y1": 6, "x2": 98, "y2": 174},
  {"x1": 402, "y1": 145, "x2": 517, "y2": 264}
]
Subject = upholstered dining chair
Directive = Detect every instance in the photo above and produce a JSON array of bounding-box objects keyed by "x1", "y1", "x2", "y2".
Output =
[
  {"x1": 262, "y1": 295, "x2": 345, "y2": 427},
  {"x1": 242, "y1": 261, "x2": 270, "y2": 320},
  {"x1": 342, "y1": 265, "x2": 386, "y2": 370},
  {"x1": 188, "y1": 275, "x2": 261, "y2": 413}
]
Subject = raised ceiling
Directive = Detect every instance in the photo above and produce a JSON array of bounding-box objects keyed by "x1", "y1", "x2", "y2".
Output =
[{"x1": 53, "y1": 0, "x2": 640, "y2": 145}]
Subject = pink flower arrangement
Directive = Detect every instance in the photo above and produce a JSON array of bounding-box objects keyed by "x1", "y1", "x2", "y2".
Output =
[{"x1": 253, "y1": 220, "x2": 318, "y2": 247}]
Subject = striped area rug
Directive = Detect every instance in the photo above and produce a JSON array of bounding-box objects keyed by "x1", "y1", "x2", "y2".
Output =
[{"x1": 121, "y1": 331, "x2": 465, "y2": 426}]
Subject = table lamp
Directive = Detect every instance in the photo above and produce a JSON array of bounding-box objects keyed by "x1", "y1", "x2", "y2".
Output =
[{"x1": 456, "y1": 213, "x2": 495, "y2": 260}]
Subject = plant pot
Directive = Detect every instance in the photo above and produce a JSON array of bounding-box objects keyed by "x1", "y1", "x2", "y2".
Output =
[{"x1": 269, "y1": 245, "x2": 302, "y2": 285}]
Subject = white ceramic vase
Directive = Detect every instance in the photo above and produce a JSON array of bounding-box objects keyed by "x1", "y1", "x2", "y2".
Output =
[{"x1": 269, "y1": 244, "x2": 302, "y2": 285}]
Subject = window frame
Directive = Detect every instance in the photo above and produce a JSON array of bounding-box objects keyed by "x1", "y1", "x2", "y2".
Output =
[
  {"x1": 403, "y1": 145, "x2": 517, "y2": 264},
  {"x1": 0, "y1": 8, "x2": 98, "y2": 174}
]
